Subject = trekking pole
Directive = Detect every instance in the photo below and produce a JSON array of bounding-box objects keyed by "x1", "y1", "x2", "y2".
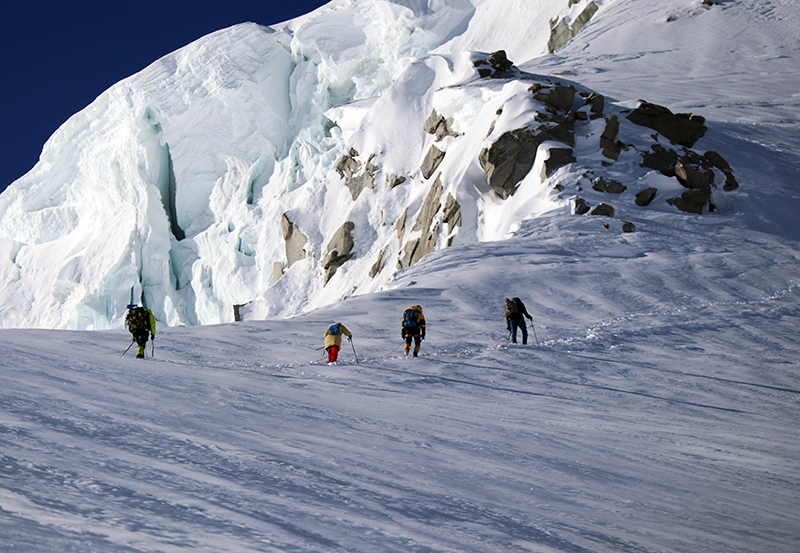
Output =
[
  {"x1": 350, "y1": 338, "x2": 359, "y2": 364},
  {"x1": 151, "y1": 339, "x2": 155, "y2": 358},
  {"x1": 121, "y1": 341, "x2": 135, "y2": 357},
  {"x1": 532, "y1": 324, "x2": 540, "y2": 348}
]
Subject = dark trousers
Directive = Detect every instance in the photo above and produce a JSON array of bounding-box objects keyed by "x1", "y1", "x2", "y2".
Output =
[
  {"x1": 404, "y1": 335, "x2": 421, "y2": 355},
  {"x1": 133, "y1": 332, "x2": 149, "y2": 357},
  {"x1": 509, "y1": 317, "x2": 528, "y2": 344}
]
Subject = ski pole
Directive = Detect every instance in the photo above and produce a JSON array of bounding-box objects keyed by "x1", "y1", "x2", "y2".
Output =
[
  {"x1": 350, "y1": 338, "x2": 359, "y2": 364},
  {"x1": 532, "y1": 324, "x2": 540, "y2": 348},
  {"x1": 121, "y1": 341, "x2": 135, "y2": 357}
]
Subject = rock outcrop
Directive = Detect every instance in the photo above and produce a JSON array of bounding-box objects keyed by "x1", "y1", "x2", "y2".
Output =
[
  {"x1": 590, "y1": 203, "x2": 615, "y2": 217},
  {"x1": 281, "y1": 213, "x2": 307, "y2": 269},
  {"x1": 548, "y1": 1, "x2": 599, "y2": 53},
  {"x1": 421, "y1": 146, "x2": 445, "y2": 180},
  {"x1": 627, "y1": 102, "x2": 707, "y2": 147},
  {"x1": 336, "y1": 149, "x2": 379, "y2": 200},
  {"x1": 635, "y1": 187, "x2": 658, "y2": 207},
  {"x1": 403, "y1": 176, "x2": 443, "y2": 267},
  {"x1": 473, "y1": 50, "x2": 515, "y2": 78},
  {"x1": 424, "y1": 109, "x2": 458, "y2": 141},
  {"x1": 322, "y1": 221, "x2": 356, "y2": 283}
]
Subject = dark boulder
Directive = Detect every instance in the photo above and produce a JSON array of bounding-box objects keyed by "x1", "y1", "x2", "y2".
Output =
[
  {"x1": 635, "y1": 187, "x2": 658, "y2": 206},
  {"x1": 627, "y1": 102, "x2": 707, "y2": 147},
  {"x1": 591, "y1": 203, "x2": 615, "y2": 217}
]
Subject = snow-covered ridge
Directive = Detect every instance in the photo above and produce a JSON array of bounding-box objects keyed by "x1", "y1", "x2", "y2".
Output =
[{"x1": 0, "y1": 0, "x2": 796, "y2": 330}]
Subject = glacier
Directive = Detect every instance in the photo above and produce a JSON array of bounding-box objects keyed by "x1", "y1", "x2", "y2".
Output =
[{"x1": 0, "y1": 0, "x2": 618, "y2": 330}]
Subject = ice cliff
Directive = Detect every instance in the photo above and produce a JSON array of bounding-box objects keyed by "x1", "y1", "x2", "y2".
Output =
[{"x1": 0, "y1": 0, "x2": 741, "y2": 329}]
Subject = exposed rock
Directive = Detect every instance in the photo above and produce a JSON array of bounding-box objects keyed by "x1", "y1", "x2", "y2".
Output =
[
  {"x1": 667, "y1": 190, "x2": 712, "y2": 214},
  {"x1": 573, "y1": 197, "x2": 591, "y2": 215},
  {"x1": 533, "y1": 85, "x2": 576, "y2": 112},
  {"x1": 336, "y1": 151, "x2": 379, "y2": 200},
  {"x1": 473, "y1": 50, "x2": 515, "y2": 78},
  {"x1": 335, "y1": 153, "x2": 360, "y2": 180},
  {"x1": 479, "y1": 128, "x2": 540, "y2": 198},
  {"x1": 635, "y1": 187, "x2": 658, "y2": 206},
  {"x1": 442, "y1": 193, "x2": 462, "y2": 235},
  {"x1": 641, "y1": 144, "x2": 678, "y2": 176},
  {"x1": 547, "y1": 18, "x2": 572, "y2": 53},
  {"x1": 403, "y1": 178, "x2": 444, "y2": 268},
  {"x1": 548, "y1": 1, "x2": 599, "y2": 53},
  {"x1": 272, "y1": 261, "x2": 284, "y2": 284},
  {"x1": 600, "y1": 115, "x2": 621, "y2": 160},
  {"x1": 675, "y1": 160, "x2": 711, "y2": 191},
  {"x1": 424, "y1": 109, "x2": 458, "y2": 141},
  {"x1": 369, "y1": 246, "x2": 388, "y2": 278},
  {"x1": 587, "y1": 92, "x2": 604, "y2": 116},
  {"x1": 545, "y1": 148, "x2": 577, "y2": 177},
  {"x1": 395, "y1": 207, "x2": 408, "y2": 244},
  {"x1": 627, "y1": 102, "x2": 707, "y2": 147},
  {"x1": 704, "y1": 150, "x2": 739, "y2": 190},
  {"x1": 412, "y1": 175, "x2": 443, "y2": 233},
  {"x1": 592, "y1": 177, "x2": 627, "y2": 194},
  {"x1": 590, "y1": 203, "x2": 615, "y2": 217},
  {"x1": 622, "y1": 221, "x2": 636, "y2": 233},
  {"x1": 421, "y1": 145, "x2": 445, "y2": 180},
  {"x1": 281, "y1": 213, "x2": 307, "y2": 268},
  {"x1": 388, "y1": 173, "x2": 406, "y2": 189},
  {"x1": 323, "y1": 221, "x2": 356, "y2": 283}
]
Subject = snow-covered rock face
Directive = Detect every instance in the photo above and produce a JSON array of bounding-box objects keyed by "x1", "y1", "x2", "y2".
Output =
[{"x1": 0, "y1": 0, "x2": 775, "y2": 330}]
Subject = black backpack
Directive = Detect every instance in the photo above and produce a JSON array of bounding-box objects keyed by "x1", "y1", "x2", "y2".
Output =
[
  {"x1": 506, "y1": 297, "x2": 525, "y2": 318},
  {"x1": 126, "y1": 307, "x2": 149, "y2": 334}
]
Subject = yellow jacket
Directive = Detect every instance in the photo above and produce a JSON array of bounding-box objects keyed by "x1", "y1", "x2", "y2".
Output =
[{"x1": 324, "y1": 323, "x2": 352, "y2": 348}]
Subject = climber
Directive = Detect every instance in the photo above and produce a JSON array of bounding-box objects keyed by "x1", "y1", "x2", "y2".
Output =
[
  {"x1": 324, "y1": 322, "x2": 352, "y2": 363},
  {"x1": 401, "y1": 305, "x2": 426, "y2": 357},
  {"x1": 125, "y1": 304, "x2": 156, "y2": 359},
  {"x1": 505, "y1": 297, "x2": 533, "y2": 344}
]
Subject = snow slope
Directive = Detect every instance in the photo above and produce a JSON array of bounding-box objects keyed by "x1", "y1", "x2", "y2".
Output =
[
  {"x1": 1, "y1": 212, "x2": 799, "y2": 552},
  {"x1": 1, "y1": 1, "x2": 800, "y2": 549}
]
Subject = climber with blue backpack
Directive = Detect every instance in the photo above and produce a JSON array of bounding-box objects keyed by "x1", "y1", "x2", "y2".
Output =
[
  {"x1": 401, "y1": 305, "x2": 426, "y2": 357},
  {"x1": 324, "y1": 322, "x2": 352, "y2": 363}
]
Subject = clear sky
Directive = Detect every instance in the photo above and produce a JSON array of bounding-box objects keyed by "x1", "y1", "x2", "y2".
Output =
[{"x1": 0, "y1": 1, "x2": 330, "y2": 194}]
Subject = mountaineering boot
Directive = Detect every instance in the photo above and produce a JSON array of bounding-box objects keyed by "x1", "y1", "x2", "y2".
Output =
[
  {"x1": 137, "y1": 346, "x2": 145, "y2": 359},
  {"x1": 413, "y1": 352, "x2": 418, "y2": 357}
]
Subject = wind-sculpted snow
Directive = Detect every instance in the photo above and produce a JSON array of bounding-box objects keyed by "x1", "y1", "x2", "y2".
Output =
[{"x1": 1, "y1": 211, "x2": 799, "y2": 552}]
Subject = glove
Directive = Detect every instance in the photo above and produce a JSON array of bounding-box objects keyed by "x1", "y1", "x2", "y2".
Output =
[
  {"x1": 347, "y1": 335, "x2": 352, "y2": 342},
  {"x1": 421, "y1": 333, "x2": 426, "y2": 340},
  {"x1": 151, "y1": 334, "x2": 155, "y2": 341}
]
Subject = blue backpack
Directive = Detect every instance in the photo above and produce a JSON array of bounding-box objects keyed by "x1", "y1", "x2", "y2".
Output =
[
  {"x1": 328, "y1": 323, "x2": 342, "y2": 335},
  {"x1": 402, "y1": 308, "x2": 420, "y2": 329}
]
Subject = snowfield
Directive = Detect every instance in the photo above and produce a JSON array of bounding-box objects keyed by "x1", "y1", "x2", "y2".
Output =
[{"x1": 2, "y1": 0, "x2": 800, "y2": 551}]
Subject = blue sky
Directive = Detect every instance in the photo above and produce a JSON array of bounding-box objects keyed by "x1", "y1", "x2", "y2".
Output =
[{"x1": 0, "y1": 1, "x2": 329, "y2": 194}]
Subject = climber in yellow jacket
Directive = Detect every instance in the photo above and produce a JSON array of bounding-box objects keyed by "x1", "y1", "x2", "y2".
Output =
[{"x1": 324, "y1": 322, "x2": 352, "y2": 363}]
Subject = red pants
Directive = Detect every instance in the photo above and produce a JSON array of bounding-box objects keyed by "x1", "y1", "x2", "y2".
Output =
[{"x1": 327, "y1": 345, "x2": 340, "y2": 363}]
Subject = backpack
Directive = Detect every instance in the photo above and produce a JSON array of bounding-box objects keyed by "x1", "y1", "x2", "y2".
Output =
[
  {"x1": 506, "y1": 298, "x2": 521, "y2": 317},
  {"x1": 126, "y1": 307, "x2": 149, "y2": 334},
  {"x1": 327, "y1": 323, "x2": 341, "y2": 336},
  {"x1": 403, "y1": 307, "x2": 420, "y2": 329}
]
